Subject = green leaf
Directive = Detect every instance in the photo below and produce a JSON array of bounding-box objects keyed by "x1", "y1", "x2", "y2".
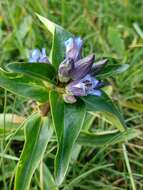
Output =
[
  {"x1": 77, "y1": 128, "x2": 141, "y2": 147},
  {"x1": 81, "y1": 91, "x2": 126, "y2": 132},
  {"x1": 70, "y1": 112, "x2": 95, "y2": 162},
  {"x1": 49, "y1": 91, "x2": 86, "y2": 185},
  {"x1": 36, "y1": 13, "x2": 73, "y2": 70},
  {"x1": 7, "y1": 63, "x2": 56, "y2": 83},
  {"x1": 107, "y1": 27, "x2": 125, "y2": 56},
  {"x1": 0, "y1": 70, "x2": 49, "y2": 102},
  {"x1": 49, "y1": 91, "x2": 64, "y2": 141},
  {"x1": 7, "y1": 62, "x2": 56, "y2": 84},
  {"x1": 14, "y1": 113, "x2": 53, "y2": 190}
]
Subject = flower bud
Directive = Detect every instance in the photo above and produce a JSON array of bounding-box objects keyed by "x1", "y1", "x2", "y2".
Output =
[
  {"x1": 66, "y1": 74, "x2": 102, "y2": 97},
  {"x1": 58, "y1": 58, "x2": 74, "y2": 83},
  {"x1": 69, "y1": 54, "x2": 95, "y2": 80},
  {"x1": 90, "y1": 59, "x2": 107, "y2": 75},
  {"x1": 64, "y1": 37, "x2": 83, "y2": 62}
]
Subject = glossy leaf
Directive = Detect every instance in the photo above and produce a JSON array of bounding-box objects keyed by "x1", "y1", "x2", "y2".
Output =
[
  {"x1": 71, "y1": 112, "x2": 95, "y2": 162},
  {"x1": 49, "y1": 91, "x2": 64, "y2": 141},
  {"x1": 81, "y1": 91, "x2": 126, "y2": 132},
  {"x1": 14, "y1": 113, "x2": 53, "y2": 190},
  {"x1": 36, "y1": 13, "x2": 73, "y2": 70},
  {"x1": 7, "y1": 62, "x2": 56, "y2": 83},
  {"x1": 49, "y1": 91, "x2": 86, "y2": 185},
  {"x1": 77, "y1": 128, "x2": 141, "y2": 147},
  {"x1": 0, "y1": 70, "x2": 49, "y2": 102}
]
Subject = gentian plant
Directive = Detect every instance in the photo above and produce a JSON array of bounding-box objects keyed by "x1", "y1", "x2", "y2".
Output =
[{"x1": 0, "y1": 13, "x2": 133, "y2": 190}]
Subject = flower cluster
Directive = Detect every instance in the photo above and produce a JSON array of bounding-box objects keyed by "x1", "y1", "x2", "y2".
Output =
[
  {"x1": 29, "y1": 37, "x2": 107, "y2": 103},
  {"x1": 59, "y1": 37, "x2": 107, "y2": 103}
]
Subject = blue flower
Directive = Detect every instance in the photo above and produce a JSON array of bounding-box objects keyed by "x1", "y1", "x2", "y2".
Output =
[
  {"x1": 57, "y1": 37, "x2": 108, "y2": 103},
  {"x1": 66, "y1": 74, "x2": 102, "y2": 97},
  {"x1": 29, "y1": 48, "x2": 50, "y2": 63}
]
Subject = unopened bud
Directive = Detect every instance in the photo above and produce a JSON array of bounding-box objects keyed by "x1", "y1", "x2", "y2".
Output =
[
  {"x1": 69, "y1": 54, "x2": 95, "y2": 80},
  {"x1": 58, "y1": 58, "x2": 74, "y2": 83},
  {"x1": 90, "y1": 59, "x2": 107, "y2": 75}
]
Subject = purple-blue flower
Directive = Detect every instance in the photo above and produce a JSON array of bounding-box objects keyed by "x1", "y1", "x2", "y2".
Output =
[
  {"x1": 29, "y1": 48, "x2": 50, "y2": 64},
  {"x1": 57, "y1": 36, "x2": 108, "y2": 103},
  {"x1": 66, "y1": 74, "x2": 102, "y2": 97},
  {"x1": 31, "y1": 38, "x2": 107, "y2": 103}
]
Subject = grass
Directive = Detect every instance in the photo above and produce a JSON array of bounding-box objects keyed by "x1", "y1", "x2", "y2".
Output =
[{"x1": 0, "y1": 0, "x2": 143, "y2": 189}]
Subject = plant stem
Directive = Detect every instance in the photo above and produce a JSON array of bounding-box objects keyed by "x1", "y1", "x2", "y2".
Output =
[
  {"x1": 122, "y1": 144, "x2": 136, "y2": 190},
  {"x1": 43, "y1": 81, "x2": 65, "y2": 94}
]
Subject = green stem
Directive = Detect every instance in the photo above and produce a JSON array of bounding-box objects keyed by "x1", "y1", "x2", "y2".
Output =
[
  {"x1": 122, "y1": 144, "x2": 136, "y2": 190},
  {"x1": 43, "y1": 82, "x2": 65, "y2": 94}
]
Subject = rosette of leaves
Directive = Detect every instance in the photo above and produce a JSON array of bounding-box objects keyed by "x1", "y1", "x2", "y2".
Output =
[{"x1": 0, "y1": 13, "x2": 134, "y2": 190}]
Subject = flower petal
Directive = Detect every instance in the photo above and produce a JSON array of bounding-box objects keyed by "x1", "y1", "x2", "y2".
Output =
[
  {"x1": 66, "y1": 80, "x2": 86, "y2": 96},
  {"x1": 66, "y1": 74, "x2": 101, "y2": 97},
  {"x1": 88, "y1": 89, "x2": 101, "y2": 96},
  {"x1": 65, "y1": 37, "x2": 83, "y2": 62},
  {"x1": 29, "y1": 49, "x2": 41, "y2": 63},
  {"x1": 29, "y1": 48, "x2": 50, "y2": 64}
]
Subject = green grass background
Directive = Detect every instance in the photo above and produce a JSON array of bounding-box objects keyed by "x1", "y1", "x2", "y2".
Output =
[{"x1": 0, "y1": 0, "x2": 143, "y2": 189}]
